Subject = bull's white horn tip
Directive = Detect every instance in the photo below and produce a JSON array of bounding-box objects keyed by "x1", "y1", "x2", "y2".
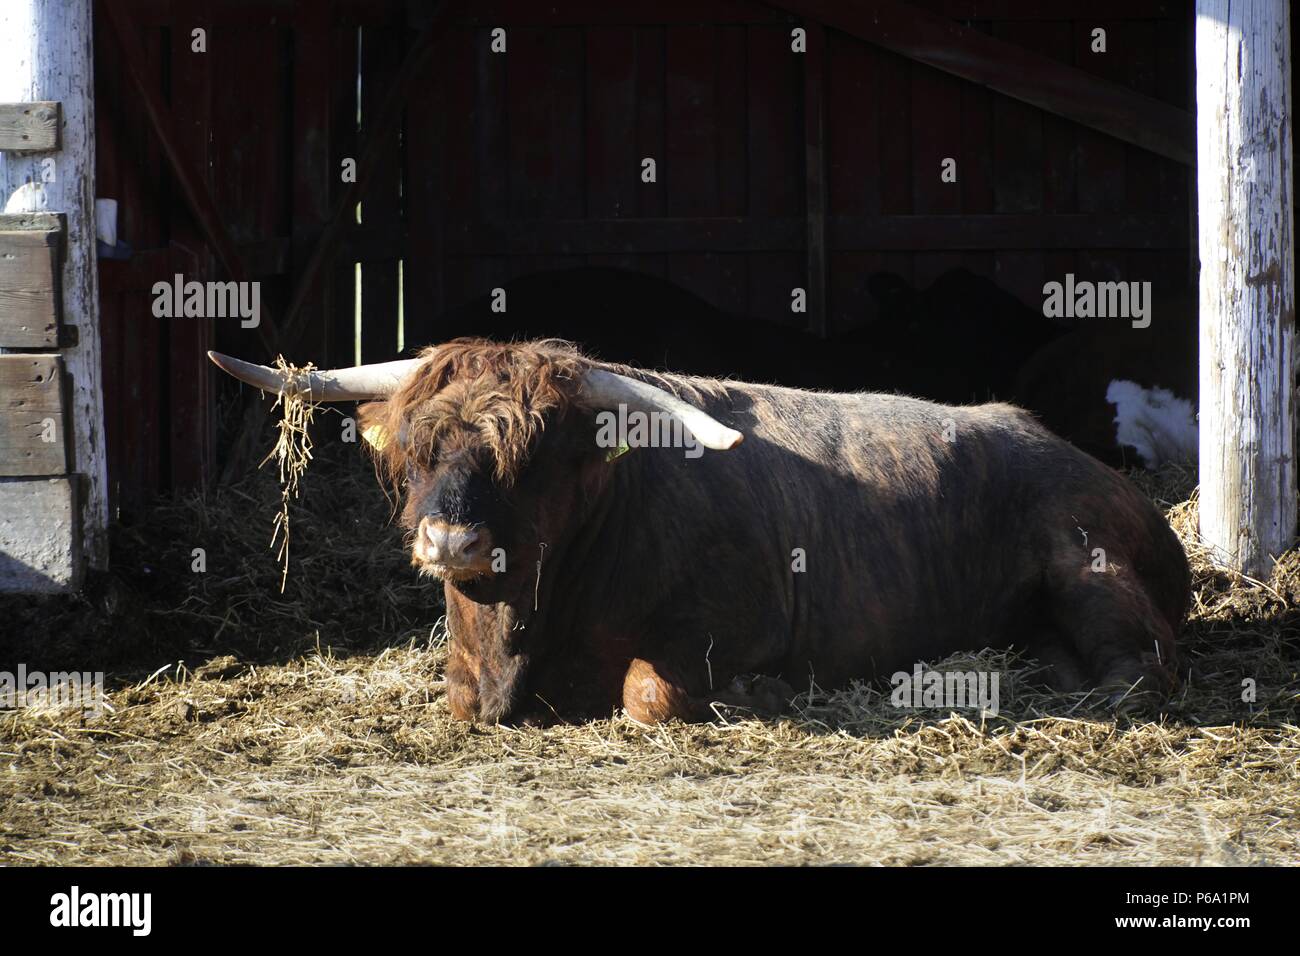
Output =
[
  {"x1": 207, "y1": 351, "x2": 236, "y2": 373},
  {"x1": 207, "y1": 351, "x2": 285, "y2": 394},
  {"x1": 696, "y1": 425, "x2": 744, "y2": 451}
]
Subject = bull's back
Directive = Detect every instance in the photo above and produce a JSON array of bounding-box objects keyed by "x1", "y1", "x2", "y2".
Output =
[{"x1": 676, "y1": 383, "x2": 1186, "y2": 682}]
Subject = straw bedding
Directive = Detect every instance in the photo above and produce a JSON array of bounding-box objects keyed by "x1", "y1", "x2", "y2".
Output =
[{"x1": 2, "y1": 438, "x2": 1296, "y2": 865}]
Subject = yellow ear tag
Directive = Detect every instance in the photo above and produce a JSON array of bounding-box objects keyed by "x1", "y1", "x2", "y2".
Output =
[
  {"x1": 605, "y1": 441, "x2": 631, "y2": 462},
  {"x1": 362, "y1": 423, "x2": 390, "y2": 451}
]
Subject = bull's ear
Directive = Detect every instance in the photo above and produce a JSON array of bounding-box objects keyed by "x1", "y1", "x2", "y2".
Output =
[
  {"x1": 362, "y1": 423, "x2": 392, "y2": 451},
  {"x1": 356, "y1": 400, "x2": 390, "y2": 449}
]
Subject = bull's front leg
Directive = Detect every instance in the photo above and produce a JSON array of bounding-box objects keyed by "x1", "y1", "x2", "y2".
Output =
[
  {"x1": 444, "y1": 634, "x2": 481, "y2": 722},
  {"x1": 443, "y1": 587, "x2": 531, "y2": 724},
  {"x1": 622, "y1": 658, "x2": 795, "y2": 724}
]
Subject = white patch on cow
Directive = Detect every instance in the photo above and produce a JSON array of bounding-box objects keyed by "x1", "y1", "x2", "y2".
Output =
[{"x1": 1105, "y1": 379, "x2": 1197, "y2": 469}]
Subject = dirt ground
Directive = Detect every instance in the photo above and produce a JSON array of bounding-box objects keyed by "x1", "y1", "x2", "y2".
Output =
[{"x1": 2, "y1": 445, "x2": 1297, "y2": 865}]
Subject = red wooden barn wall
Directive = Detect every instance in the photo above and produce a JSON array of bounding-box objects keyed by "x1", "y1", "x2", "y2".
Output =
[
  {"x1": 92, "y1": 0, "x2": 1193, "y2": 514},
  {"x1": 427, "y1": 0, "x2": 1191, "y2": 339},
  {"x1": 95, "y1": 0, "x2": 409, "y2": 516}
]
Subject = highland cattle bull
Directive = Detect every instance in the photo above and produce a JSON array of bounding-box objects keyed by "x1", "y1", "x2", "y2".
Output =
[{"x1": 209, "y1": 339, "x2": 1189, "y2": 724}]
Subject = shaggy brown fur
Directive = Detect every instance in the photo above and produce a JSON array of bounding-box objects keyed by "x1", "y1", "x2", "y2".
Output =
[
  {"x1": 359, "y1": 338, "x2": 590, "y2": 489},
  {"x1": 359, "y1": 337, "x2": 720, "y2": 495},
  {"x1": 352, "y1": 338, "x2": 1190, "y2": 725}
]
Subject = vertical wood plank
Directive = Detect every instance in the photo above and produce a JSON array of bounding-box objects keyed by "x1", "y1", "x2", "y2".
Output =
[
  {"x1": 635, "y1": 26, "x2": 666, "y2": 220},
  {"x1": 959, "y1": 36, "x2": 994, "y2": 215},
  {"x1": 876, "y1": 50, "x2": 912, "y2": 216},
  {"x1": 875, "y1": 48, "x2": 915, "y2": 333},
  {"x1": 825, "y1": 30, "x2": 879, "y2": 332},
  {"x1": 121, "y1": 287, "x2": 160, "y2": 514},
  {"x1": 585, "y1": 27, "x2": 638, "y2": 219},
  {"x1": 716, "y1": 26, "x2": 747, "y2": 219},
  {"x1": 466, "y1": 23, "x2": 510, "y2": 303},
  {"x1": 1156, "y1": 3, "x2": 1191, "y2": 265},
  {"x1": 508, "y1": 27, "x2": 584, "y2": 221},
  {"x1": 1035, "y1": 20, "x2": 1076, "y2": 215},
  {"x1": 803, "y1": 21, "x2": 828, "y2": 337},
  {"x1": 748, "y1": 24, "x2": 803, "y2": 325},
  {"x1": 358, "y1": 24, "x2": 402, "y2": 362},
  {"x1": 910, "y1": 64, "x2": 962, "y2": 216},
  {"x1": 329, "y1": 22, "x2": 360, "y2": 366},
  {"x1": 1124, "y1": 20, "x2": 1161, "y2": 217},
  {"x1": 167, "y1": 0, "x2": 214, "y2": 491},
  {"x1": 990, "y1": 23, "x2": 1044, "y2": 314},
  {"x1": 0, "y1": 0, "x2": 108, "y2": 567},
  {"x1": 474, "y1": 25, "x2": 509, "y2": 223},
  {"x1": 1195, "y1": 0, "x2": 1295, "y2": 574},
  {"x1": 439, "y1": 28, "x2": 475, "y2": 317},
  {"x1": 750, "y1": 25, "x2": 803, "y2": 219},
  {"x1": 665, "y1": 25, "x2": 718, "y2": 217},
  {"x1": 909, "y1": 55, "x2": 965, "y2": 293},
  {"x1": 404, "y1": 28, "x2": 443, "y2": 350},
  {"x1": 1073, "y1": 13, "x2": 1126, "y2": 301},
  {"x1": 289, "y1": 0, "x2": 338, "y2": 367},
  {"x1": 1026, "y1": 18, "x2": 1071, "y2": 327},
  {"x1": 665, "y1": 25, "x2": 729, "y2": 310}
]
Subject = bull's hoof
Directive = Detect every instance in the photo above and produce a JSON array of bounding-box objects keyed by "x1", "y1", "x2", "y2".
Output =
[
  {"x1": 723, "y1": 674, "x2": 796, "y2": 717},
  {"x1": 500, "y1": 708, "x2": 560, "y2": 728},
  {"x1": 1101, "y1": 680, "x2": 1165, "y2": 720}
]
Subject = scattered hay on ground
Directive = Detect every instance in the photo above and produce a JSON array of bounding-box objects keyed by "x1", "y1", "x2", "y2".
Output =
[{"x1": 1, "y1": 453, "x2": 1297, "y2": 865}]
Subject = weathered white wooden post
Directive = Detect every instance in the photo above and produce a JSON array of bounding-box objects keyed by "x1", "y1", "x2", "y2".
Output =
[
  {"x1": 1195, "y1": 0, "x2": 1296, "y2": 576},
  {"x1": 0, "y1": 0, "x2": 108, "y2": 573}
]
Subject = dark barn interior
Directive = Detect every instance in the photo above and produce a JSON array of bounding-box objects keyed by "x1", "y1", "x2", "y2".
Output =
[{"x1": 92, "y1": 0, "x2": 1200, "y2": 515}]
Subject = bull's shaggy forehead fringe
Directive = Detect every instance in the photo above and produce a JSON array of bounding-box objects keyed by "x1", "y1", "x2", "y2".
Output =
[
  {"x1": 360, "y1": 339, "x2": 591, "y2": 488},
  {"x1": 360, "y1": 338, "x2": 728, "y2": 495}
]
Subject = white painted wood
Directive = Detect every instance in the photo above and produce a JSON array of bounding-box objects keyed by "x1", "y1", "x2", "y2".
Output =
[
  {"x1": 1195, "y1": 1, "x2": 1296, "y2": 576},
  {"x1": 0, "y1": 0, "x2": 108, "y2": 571}
]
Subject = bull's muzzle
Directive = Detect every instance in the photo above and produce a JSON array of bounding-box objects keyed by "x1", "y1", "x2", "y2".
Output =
[{"x1": 415, "y1": 519, "x2": 493, "y2": 578}]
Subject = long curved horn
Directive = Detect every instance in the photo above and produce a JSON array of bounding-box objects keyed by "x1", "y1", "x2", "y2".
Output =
[
  {"x1": 207, "y1": 352, "x2": 421, "y2": 401},
  {"x1": 581, "y1": 369, "x2": 743, "y2": 451}
]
